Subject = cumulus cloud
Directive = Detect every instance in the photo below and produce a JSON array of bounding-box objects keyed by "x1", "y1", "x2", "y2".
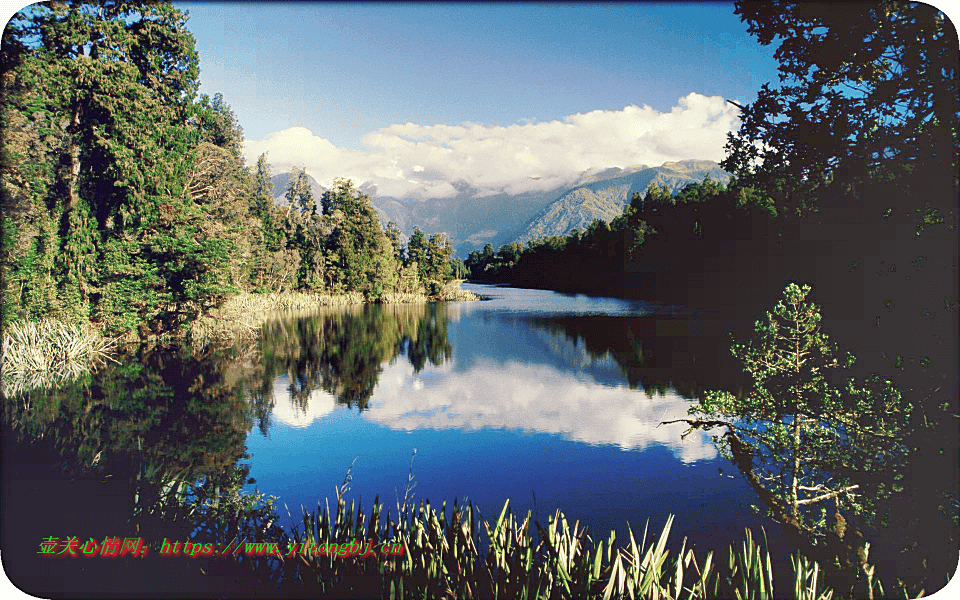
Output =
[
  {"x1": 243, "y1": 93, "x2": 739, "y2": 199},
  {"x1": 363, "y1": 359, "x2": 718, "y2": 464}
]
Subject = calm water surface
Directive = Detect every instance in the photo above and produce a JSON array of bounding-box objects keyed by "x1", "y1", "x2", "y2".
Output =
[{"x1": 244, "y1": 284, "x2": 781, "y2": 555}]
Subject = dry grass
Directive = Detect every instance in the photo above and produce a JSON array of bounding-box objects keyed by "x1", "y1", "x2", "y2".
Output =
[
  {"x1": 437, "y1": 279, "x2": 482, "y2": 301},
  {"x1": 192, "y1": 283, "x2": 480, "y2": 345},
  {"x1": 380, "y1": 292, "x2": 431, "y2": 304},
  {"x1": 1, "y1": 319, "x2": 117, "y2": 395},
  {"x1": 190, "y1": 291, "x2": 366, "y2": 344}
]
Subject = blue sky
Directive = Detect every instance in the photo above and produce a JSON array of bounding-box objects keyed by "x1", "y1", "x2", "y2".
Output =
[
  {"x1": 1, "y1": 1, "x2": 958, "y2": 199},
  {"x1": 0, "y1": 1, "x2": 791, "y2": 199},
  {"x1": 169, "y1": 2, "x2": 789, "y2": 198},
  {"x1": 178, "y1": 2, "x2": 779, "y2": 148}
]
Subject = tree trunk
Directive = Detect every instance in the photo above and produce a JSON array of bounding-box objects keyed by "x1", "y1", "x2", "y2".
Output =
[{"x1": 791, "y1": 413, "x2": 802, "y2": 521}]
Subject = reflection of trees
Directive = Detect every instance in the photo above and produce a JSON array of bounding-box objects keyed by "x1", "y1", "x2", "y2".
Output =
[
  {"x1": 529, "y1": 315, "x2": 751, "y2": 400},
  {"x1": 255, "y1": 303, "x2": 453, "y2": 413},
  {"x1": 1, "y1": 344, "x2": 262, "y2": 545}
]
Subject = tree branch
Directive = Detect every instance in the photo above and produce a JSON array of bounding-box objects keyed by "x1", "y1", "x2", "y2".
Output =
[{"x1": 796, "y1": 485, "x2": 859, "y2": 505}]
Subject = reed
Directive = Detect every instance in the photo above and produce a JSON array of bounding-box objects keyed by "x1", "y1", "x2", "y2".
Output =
[
  {"x1": 438, "y1": 279, "x2": 483, "y2": 301},
  {"x1": 156, "y1": 460, "x2": 889, "y2": 600},
  {"x1": 190, "y1": 291, "x2": 366, "y2": 344},
  {"x1": 1, "y1": 319, "x2": 116, "y2": 395},
  {"x1": 278, "y1": 492, "x2": 880, "y2": 599},
  {"x1": 191, "y1": 283, "x2": 480, "y2": 345}
]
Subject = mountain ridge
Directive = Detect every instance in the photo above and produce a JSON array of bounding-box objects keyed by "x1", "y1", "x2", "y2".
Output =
[
  {"x1": 512, "y1": 160, "x2": 730, "y2": 244},
  {"x1": 267, "y1": 159, "x2": 729, "y2": 256}
]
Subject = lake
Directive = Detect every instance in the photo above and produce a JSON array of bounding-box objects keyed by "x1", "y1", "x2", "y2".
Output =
[
  {"x1": 243, "y1": 283, "x2": 783, "y2": 556},
  {"x1": 2, "y1": 283, "x2": 791, "y2": 594}
]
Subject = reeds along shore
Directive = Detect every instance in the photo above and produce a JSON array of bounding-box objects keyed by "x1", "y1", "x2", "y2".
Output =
[
  {"x1": 0, "y1": 319, "x2": 117, "y2": 396},
  {"x1": 190, "y1": 283, "x2": 480, "y2": 345},
  {"x1": 243, "y1": 491, "x2": 891, "y2": 599}
]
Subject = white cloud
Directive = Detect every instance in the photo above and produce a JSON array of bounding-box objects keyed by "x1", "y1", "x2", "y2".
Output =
[
  {"x1": 365, "y1": 359, "x2": 718, "y2": 464},
  {"x1": 243, "y1": 93, "x2": 739, "y2": 199},
  {"x1": 269, "y1": 375, "x2": 337, "y2": 428}
]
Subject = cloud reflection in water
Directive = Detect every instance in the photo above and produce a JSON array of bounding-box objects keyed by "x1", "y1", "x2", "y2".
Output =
[{"x1": 365, "y1": 359, "x2": 717, "y2": 463}]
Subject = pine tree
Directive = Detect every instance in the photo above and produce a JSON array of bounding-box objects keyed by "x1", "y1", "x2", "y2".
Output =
[
  {"x1": 690, "y1": 284, "x2": 911, "y2": 537},
  {"x1": 2, "y1": 1, "x2": 237, "y2": 336}
]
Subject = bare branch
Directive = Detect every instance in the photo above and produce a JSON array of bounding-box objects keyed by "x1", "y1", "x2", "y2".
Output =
[{"x1": 796, "y1": 485, "x2": 860, "y2": 506}]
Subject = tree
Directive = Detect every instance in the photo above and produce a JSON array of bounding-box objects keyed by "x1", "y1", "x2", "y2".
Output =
[
  {"x1": 250, "y1": 153, "x2": 274, "y2": 218},
  {"x1": 321, "y1": 179, "x2": 397, "y2": 299},
  {"x1": 1, "y1": 1, "x2": 238, "y2": 335},
  {"x1": 423, "y1": 233, "x2": 453, "y2": 295},
  {"x1": 385, "y1": 221, "x2": 404, "y2": 264},
  {"x1": 406, "y1": 227, "x2": 427, "y2": 281},
  {"x1": 684, "y1": 284, "x2": 911, "y2": 542},
  {"x1": 724, "y1": 1, "x2": 958, "y2": 218},
  {"x1": 285, "y1": 166, "x2": 314, "y2": 216}
]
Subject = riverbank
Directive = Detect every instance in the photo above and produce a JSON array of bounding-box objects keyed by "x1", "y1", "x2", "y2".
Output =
[
  {"x1": 190, "y1": 281, "x2": 480, "y2": 345},
  {"x1": 0, "y1": 320, "x2": 117, "y2": 396}
]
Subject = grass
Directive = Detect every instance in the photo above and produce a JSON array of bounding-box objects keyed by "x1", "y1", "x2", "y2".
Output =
[
  {"x1": 147, "y1": 458, "x2": 899, "y2": 599},
  {"x1": 190, "y1": 282, "x2": 481, "y2": 345},
  {"x1": 190, "y1": 291, "x2": 366, "y2": 344},
  {"x1": 279, "y1": 493, "x2": 891, "y2": 599},
  {"x1": 0, "y1": 319, "x2": 117, "y2": 395}
]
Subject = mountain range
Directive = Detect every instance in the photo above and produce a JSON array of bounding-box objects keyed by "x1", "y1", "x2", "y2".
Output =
[
  {"x1": 514, "y1": 160, "x2": 729, "y2": 244},
  {"x1": 270, "y1": 159, "x2": 729, "y2": 256}
]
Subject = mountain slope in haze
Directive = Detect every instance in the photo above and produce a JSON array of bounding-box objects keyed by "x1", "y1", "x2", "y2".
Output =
[
  {"x1": 266, "y1": 160, "x2": 728, "y2": 257},
  {"x1": 366, "y1": 183, "x2": 576, "y2": 256},
  {"x1": 513, "y1": 160, "x2": 730, "y2": 244},
  {"x1": 270, "y1": 172, "x2": 326, "y2": 209}
]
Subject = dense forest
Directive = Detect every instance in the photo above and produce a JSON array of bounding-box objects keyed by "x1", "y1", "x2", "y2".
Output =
[{"x1": 0, "y1": 1, "x2": 459, "y2": 342}]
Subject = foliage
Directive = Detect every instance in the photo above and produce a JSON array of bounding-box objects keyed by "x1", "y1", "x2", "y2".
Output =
[
  {"x1": 724, "y1": 1, "x2": 958, "y2": 214},
  {"x1": 0, "y1": 319, "x2": 116, "y2": 395},
  {"x1": 1, "y1": 3, "x2": 460, "y2": 343},
  {"x1": 689, "y1": 284, "x2": 911, "y2": 538},
  {"x1": 275, "y1": 488, "x2": 898, "y2": 599},
  {"x1": 0, "y1": 1, "x2": 242, "y2": 337},
  {"x1": 321, "y1": 179, "x2": 399, "y2": 300}
]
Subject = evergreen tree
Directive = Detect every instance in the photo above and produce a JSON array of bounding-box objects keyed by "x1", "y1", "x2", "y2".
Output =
[
  {"x1": 2, "y1": 1, "x2": 237, "y2": 336},
  {"x1": 423, "y1": 233, "x2": 453, "y2": 295},
  {"x1": 689, "y1": 284, "x2": 911, "y2": 539},
  {"x1": 285, "y1": 166, "x2": 315, "y2": 216},
  {"x1": 406, "y1": 226, "x2": 427, "y2": 283},
  {"x1": 322, "y1": 179, "x2": 397, "y2": 300}
]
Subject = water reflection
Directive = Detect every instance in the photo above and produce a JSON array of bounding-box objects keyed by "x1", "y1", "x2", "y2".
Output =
[
  {"x1": 254, "y1": 290, "x2": 743, "y2": 463},
  {"x1": 1, "y1": 343, "x2": 284, "y2": 587},
  {"x1": 253, "y1": 303, "x2": 453, "y2": 413},
  {"x1": 365, "y1": 358, "x2": 717, "y2": 462}
]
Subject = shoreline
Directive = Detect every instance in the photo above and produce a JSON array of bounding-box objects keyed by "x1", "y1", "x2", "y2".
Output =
[{"x1": 190, "y1": 281, "x2": 480, "y2": 345}]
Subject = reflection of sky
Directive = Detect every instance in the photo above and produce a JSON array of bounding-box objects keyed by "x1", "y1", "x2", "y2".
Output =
[
  {"x1": 269, "y1": 375, "x2": 337, "y2": 428},
  {"x1": 367, "y1": 358, "x2": 716, "y2": 463},
  {"x1": 247, "y1": 285, "x2": 773, "y2": 552},
  {"x1": 458, "y1": 283, "x2": 670, "y2": 317}
]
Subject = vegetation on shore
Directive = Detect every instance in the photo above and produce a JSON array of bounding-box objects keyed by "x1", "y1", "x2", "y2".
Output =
[
  {"x1": 156, "y1": 460, "x2": 901, "y2": 600},
  {"x1": 1, "y1": 2, "x2": 468, "y2": 346},
  {"x1": 190, "y1": 282, "x2": 479, "y2": 345},
  {"x1": 0, "y1": 319, "x2": 116, "y2": 395}
]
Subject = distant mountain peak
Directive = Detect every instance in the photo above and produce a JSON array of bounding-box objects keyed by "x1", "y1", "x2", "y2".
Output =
[{"x1": 512, "y1": 160, "x2": 730, "y2": 245}]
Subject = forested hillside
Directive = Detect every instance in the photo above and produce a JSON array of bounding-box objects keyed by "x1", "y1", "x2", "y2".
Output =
[
  {"x1": 0, "y1": 2, "x2": 459, "y2": 341},
  {"x1": 513, "y1": 160, "x2": 730, "y2": 243}
]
